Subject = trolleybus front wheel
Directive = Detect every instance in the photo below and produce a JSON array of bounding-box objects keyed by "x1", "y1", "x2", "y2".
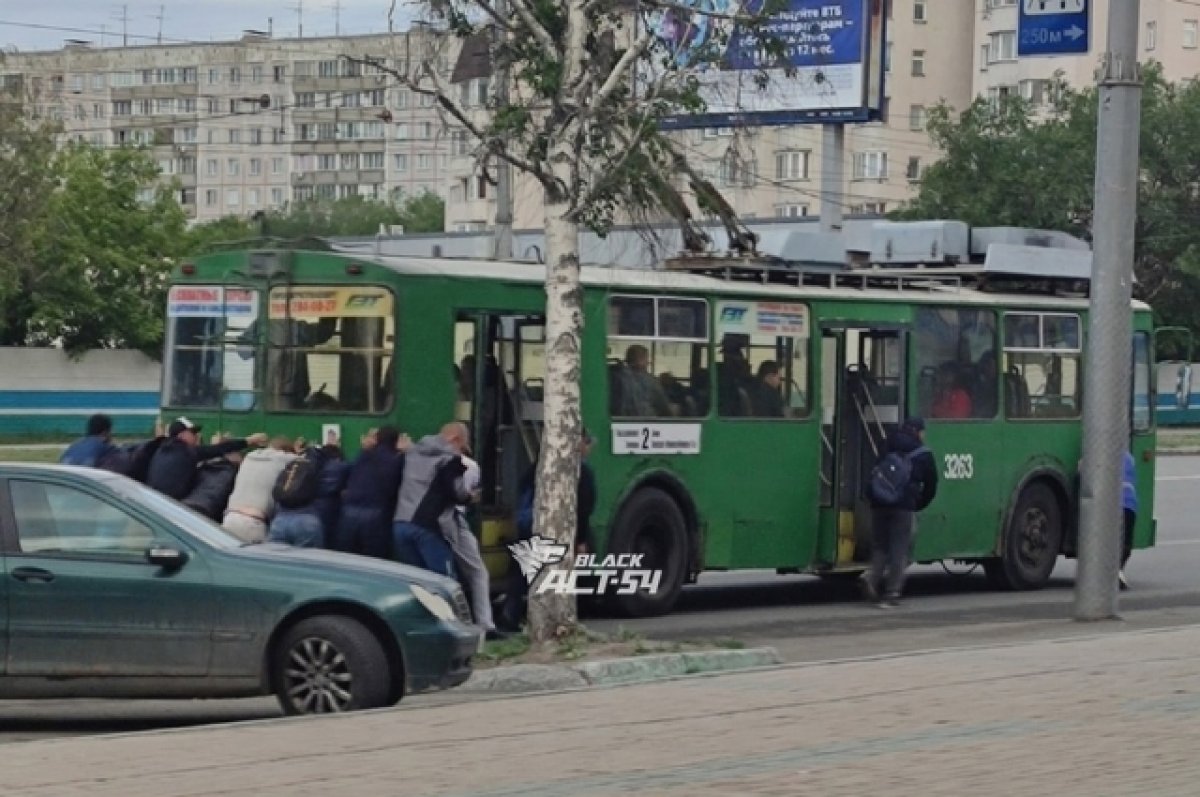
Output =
[
  {"x1": 984, "y1": 481, "x2": 1063, "y2": 591},
  {"x1": 606, "y1": 487, "x2": 689, "y2": 618}
]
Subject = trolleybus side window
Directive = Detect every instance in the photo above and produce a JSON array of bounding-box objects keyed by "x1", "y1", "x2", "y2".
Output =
[
  {"x1": 164, "y1": 286, "x2": 259, "y2": 410},
  {"x1": 607, "y1": 295, "x2": 709, "y2": 419},
  {"x1": 914, "y1": 307, "x2": 997, "y2": 421},
  {"x1": 1133, "y1": 331, "x2": 1152, "y2": 433},
  {"x1": 265, "y1": 286, "x2": 395, "y2": 414},
  {"x1": 1002, "y1": 312, "x2": 1082, "y2": 420},
  {"x1": 714, "y1": 300, "x2": 810, "y2": 419}
]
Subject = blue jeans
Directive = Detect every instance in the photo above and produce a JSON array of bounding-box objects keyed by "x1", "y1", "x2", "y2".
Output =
[
  {"x1": 333, "y1": 505, "x2": 392, "y2": 559},
  {"x1": 268, "y1": 513, "x2": 325, "y2": 548},
  {"x1": 392, "y1": 521, "x2": 457, "y2": 580}
]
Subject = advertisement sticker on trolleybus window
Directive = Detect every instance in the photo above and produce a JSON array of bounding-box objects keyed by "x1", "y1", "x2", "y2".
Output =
[
  {"x1": 508, "y1": 535, "x2": 663, "y2": 595},
  {"x1": 611, "y1": 423, "x2": 701, "y2": 455}
]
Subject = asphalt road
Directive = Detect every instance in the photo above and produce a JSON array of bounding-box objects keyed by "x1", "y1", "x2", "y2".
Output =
[{"x1": 2, "y1": 455, "x2": 1198, "y2": 742}]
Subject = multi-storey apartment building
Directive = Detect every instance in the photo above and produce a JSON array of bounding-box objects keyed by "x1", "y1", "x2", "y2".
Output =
[
  {"x1": 3, "y1": 0, "x2": 1199, "y2": 232},
  {"x1": 0, "y1": 31, "x2": 458, "y2": 223},
  {"x1": 443, "y1": 0, "x2": 1200, "y2": 232}
]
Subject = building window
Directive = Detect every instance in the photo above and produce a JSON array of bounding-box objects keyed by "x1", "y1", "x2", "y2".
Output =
[
  {"x1": 249, "y1": 158, "x2": 262, "y2": 176},
  {"x1": 606, "y1": 296, "x2": 709, "y2": 419},
  {"x1": 913, "y1": 0, "x2": 926, "y2": 22},
  {"x1": 1019, "y1": 79, "x2": 1045, "y2": 104},
  {"x1": 272, "y1": 157, "x2": 284, "y2": 174},
  {"x1": 989, "y1": 31, "x2": 1016, "y2": 62},
  {"x1": 227, "y1": 158, "x2": 240, "y2": 177},
  {"x1": 417, "y1": 154, "x2": 431, "y2": 171},
  {"x1": 774, "y1": 204, "x2": 809, "y2": 218},
  {"x1": 853, "y1": 151, "x2": 888, "y2": 180},
  {"x1": 362, "y1": 152, "x2": 385, "y2": 169},
  {"x1": 250, "y1": 65, "x2": 263, "y2": 84},
  {"x1": 395, "y1": 89, "x2": 408, "y2": 108},
  {"x1": 206, "y1": 159, "x2": 219, "y2": 177},
  {"x1": 274, "y1": 65, "x2": 286, "y2": 82},
  {"x1": 226, "y1": 190, "x2": 240, "y2": 207},
  {"x1": 883, "y1": 42, "x2": 892, "y2": 73},
  {"x1": 394, "y1": 154, "x2": 408, "y2": 172},
  {"x1": 228, "y1": 129, "x2": 241, "y2": 144},
  {"x1": 911, "y1": 50, "x2": 925, "y2": 77},
  {"x1": 1146, "y1": 21, "x2": 1157, "y2": 50},
  {"x1": 909, "y1": 104, "x2": 926, "y2": 131},
  {"x1": 906, "y1": 156, "x2": 921, "y2": 181},
  {"x1": 1185, "y1": 20, "x2": 1199, "y2": 49},
  {"x1": 775, "y1": 150, "x2": 810, "y2": 180},
  {"x1": 850, "y1": 202, "x2": 887, "y2": 215},
  {"x1": 318, "y1": 60, "x2": 338, "y2": 78},
  {"x1": 248, "y1": 189, "x2": 260, "y2": 207},
  {"x1": 271, "y1": 188, "x2": 284, "y2": 205},
  {"x1": 205, "y1": 189, "x2": 218, "y2": 207},
  {"x1": 318, "y1": 154, "x2": 337, "y2": 171}
]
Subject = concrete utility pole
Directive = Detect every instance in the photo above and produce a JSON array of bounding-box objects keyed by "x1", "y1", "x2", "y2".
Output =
[
  {"x1": 332, "y1": 0, "x2": 342, "y2": 36},
  {"x1": 818, "y1": 124, "x2": 844, "y2": 233},
  {"x1": 1075, "y1": 0, "x2": 1143, "y2": 621},
  {"x1": 491, "y1": 0, "x2": 513, "y2": 260},
  {"x1": 291, "y1": 0, "x2": 304, "y2": 38},
  {"x1": 154, "y1": 5, "x2": 165, "y2": 44}
]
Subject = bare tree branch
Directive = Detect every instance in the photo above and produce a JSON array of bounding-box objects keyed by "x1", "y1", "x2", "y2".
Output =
[
  {"x1": 344, "y1": 54, "x2": 562, "y2": 191},
  {"x1": 504, "y1": 0, "x2": 560, "y2": 56},
  {"x1": 592, "y1": 27, "x2": 657, "y2": 107}
]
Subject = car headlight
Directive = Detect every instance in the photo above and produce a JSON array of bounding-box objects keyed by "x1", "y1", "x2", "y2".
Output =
[{"x1": 411, "y1": 584, "x2": 457, "y2": 621}]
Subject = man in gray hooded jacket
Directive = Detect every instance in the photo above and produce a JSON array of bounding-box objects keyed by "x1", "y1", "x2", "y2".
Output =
[{"x1": 392, "y1": 422, "x2": 472, "y2": 579}]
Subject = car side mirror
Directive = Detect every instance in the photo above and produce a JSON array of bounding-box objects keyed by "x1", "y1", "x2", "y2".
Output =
[{"x1": 146, "y1": 546, "x2": 189, "y2": 570}]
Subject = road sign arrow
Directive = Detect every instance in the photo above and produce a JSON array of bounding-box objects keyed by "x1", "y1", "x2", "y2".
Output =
[{"x1": 1064, "y1": 24, "x2": 1085, "y2": 40}]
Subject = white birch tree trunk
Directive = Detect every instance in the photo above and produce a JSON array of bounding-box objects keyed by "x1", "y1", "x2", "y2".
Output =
[{"x1": 526, "y1": 153, "x2": 584, "y2": 644}]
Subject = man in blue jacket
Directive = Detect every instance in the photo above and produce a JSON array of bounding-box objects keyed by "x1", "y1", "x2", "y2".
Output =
[
  {"x1": 863, "y1": 417, "x2": 938, "y2": 609},
  {"x1": 60, "y1": 414, "x2": 118, "y2": 467}
]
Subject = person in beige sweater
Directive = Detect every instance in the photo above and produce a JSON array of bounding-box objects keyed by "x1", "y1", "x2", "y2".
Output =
[{"x1": 222, "y1": 437, "x2": 297, "y2": 543}]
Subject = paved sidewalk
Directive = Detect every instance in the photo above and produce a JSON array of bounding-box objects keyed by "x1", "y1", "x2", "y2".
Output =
[{"x1": 6, "y1": 623, "x2": 1200, "y2": 796}]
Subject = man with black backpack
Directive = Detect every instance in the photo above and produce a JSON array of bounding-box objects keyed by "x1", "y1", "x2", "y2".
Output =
[{"x1": 863, "y1": 416, "x2": 938, "y2": 608}]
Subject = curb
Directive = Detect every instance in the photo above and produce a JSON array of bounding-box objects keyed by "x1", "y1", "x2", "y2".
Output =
[
  {"x1": 1158, "y1": 447, "x2": 1200, "y2": 456},
  {"x1": 456, "y1": 647, "x2": 782, "y2": 694}
]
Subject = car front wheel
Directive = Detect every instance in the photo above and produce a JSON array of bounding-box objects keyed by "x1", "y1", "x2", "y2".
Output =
[{"x1": 273, "y1": 616, "x2": 393, "y2": 715}]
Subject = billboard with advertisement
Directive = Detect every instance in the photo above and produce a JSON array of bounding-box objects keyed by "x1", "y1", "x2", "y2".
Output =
[{"x1": 653, "y1": 0, "x2": 886, "y2": 128}]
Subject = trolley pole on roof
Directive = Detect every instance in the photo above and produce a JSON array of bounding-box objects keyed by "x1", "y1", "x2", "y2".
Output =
[{"x1": 1075, "y1": 0, "x2": 1142, "y2": 621}]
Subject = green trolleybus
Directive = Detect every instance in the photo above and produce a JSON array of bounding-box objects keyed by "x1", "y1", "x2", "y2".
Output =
[{"x1": 161, "y1": 224, "x2": 1157, "y2": 617}]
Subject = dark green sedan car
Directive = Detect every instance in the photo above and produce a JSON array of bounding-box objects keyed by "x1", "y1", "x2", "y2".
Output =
[{"x1": 0, "y1": 464, "x2": 481, "y2": 715}]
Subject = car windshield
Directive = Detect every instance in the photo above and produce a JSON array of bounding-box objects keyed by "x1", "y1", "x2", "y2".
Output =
[{"x1": 99, "y1": 474, "x2": 243, "y2": 550}]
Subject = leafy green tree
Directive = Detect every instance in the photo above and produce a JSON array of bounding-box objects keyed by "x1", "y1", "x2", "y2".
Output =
[
  {"x1": 19, "y1": 144, "x2": 188, "y2": 353},
  {"x1": 0, "y1": 83, "x2": 60, "y2": 342},
  {"x1": 894, "y1": 65, "x2": 1200, "y2": 335},
  {"x1": 185, "y1": 193, "x2": 446, "y2": 254}
]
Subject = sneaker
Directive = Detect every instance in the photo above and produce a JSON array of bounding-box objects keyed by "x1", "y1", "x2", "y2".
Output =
[
  {"x1": 1118, "y1": 571, "x2": 1129, "y2": 591},
  {"x1": 880, "y1": 594, "x2": 901, "y2": 608},
  {"x1": 861, "y1": 577, "x2": 880, "y2": 603},
  {"x1": 485, "y1": 628, "x2": 513, "y2": 641}
]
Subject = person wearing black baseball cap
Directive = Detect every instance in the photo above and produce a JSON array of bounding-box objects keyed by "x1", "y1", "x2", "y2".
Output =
[{"x1": 146, "y1": 417, "x2": 267, "y2": 500}]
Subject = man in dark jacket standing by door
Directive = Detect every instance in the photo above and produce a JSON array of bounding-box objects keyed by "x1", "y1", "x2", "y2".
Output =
[{"x1": 864, "y1": 417, "x2": 938, "y2": 608}]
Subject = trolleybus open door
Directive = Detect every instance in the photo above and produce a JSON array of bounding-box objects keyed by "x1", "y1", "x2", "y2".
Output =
[{"x1": 818, "y1": 324, "x2": 909, "y2": 571}]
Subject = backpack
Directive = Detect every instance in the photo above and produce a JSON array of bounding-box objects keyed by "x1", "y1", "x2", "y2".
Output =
[
  {"x1": 868, "y1": 446, "x2": 929, "y2": 507},
  {"x1": 273, "y1": 457, "x2": 320, "y2": 509}
]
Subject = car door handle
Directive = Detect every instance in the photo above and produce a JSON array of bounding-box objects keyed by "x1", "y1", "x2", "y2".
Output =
[{"x1": 11, "y1": 566, "x2": 55, "y2": 583}]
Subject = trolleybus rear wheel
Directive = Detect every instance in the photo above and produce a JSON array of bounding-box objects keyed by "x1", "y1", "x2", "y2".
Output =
[{"x1": 984, "y1": 482, "x2": 1063, "y2": 591}]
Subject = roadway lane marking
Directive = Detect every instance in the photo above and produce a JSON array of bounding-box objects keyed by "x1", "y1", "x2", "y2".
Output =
[
  {"x1": 1157, "y1": 475, "x2": 1200, "y2": 481},
  {"x1": 1155, "y1": 540, "x2": 1200, "y2": 546}
]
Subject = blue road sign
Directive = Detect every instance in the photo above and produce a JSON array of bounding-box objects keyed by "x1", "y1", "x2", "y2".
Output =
[{"x1": 1019, "y1": 0, "x2": 1090, "y2": 56}]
